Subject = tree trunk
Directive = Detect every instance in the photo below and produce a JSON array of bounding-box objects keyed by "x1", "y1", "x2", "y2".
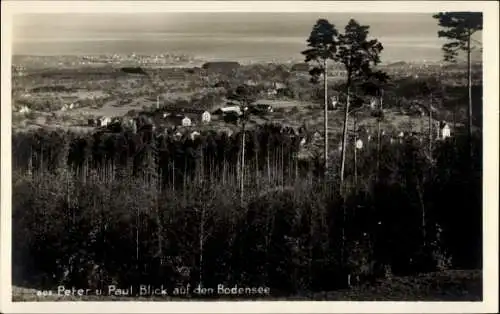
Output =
[
  {"x1": 267, "y1": 144, "x2": 271, "y2": 184},
  {"x1": 353, "y1": 114, "x2": 357, "y2": 188},
  {"x1": 428, "y1": 93, "x2": 433, "y2": 158},
  {"x1": 323, "y1": 58, "x2": 329, "y2": 173},
  {"x1": 156, "y1": 178, "x2": 163, "y2": 261},
  {"x1": 467, "y1": 31, "x2": 473, "y2": 159},
  {"x1": 281, "y1": 143, "x2": 284, "y2": 189},
  {"x1": 240, "y1": 123, "x2": 246, "y2": 205},
  {"x1": 416, "y1": 180, "x2": 426, "y2": 247},
  {"x1": 199, "y1": 205, "x2": 205, "y2": 288},
  {"x1": 222, "y1": 153, "x2": 226, "y2": 185},
  {"x1": 136, "y1": 206, "x2": 140, "y2": 264},
  {"x1": 376, "y1": 90, "x2": 384, "y2": 182},
  {"x1": 172, "y1": 160, "x2": 175, "y2": 191},
  {"x1": 340, "y1": 81, "x2": 351, "y2": 191}
]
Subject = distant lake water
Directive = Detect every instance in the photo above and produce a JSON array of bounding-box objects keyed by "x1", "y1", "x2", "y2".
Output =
[{"x1": 13, "y1": 35, "x2": 449, "y2": 63}]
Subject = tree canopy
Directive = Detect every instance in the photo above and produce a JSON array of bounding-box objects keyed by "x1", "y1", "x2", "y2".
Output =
[
  {"x1": 301, "y1": 19, "x2": 339, "y2": 84},
  {"x1": 433, "y1": 12, "x2": 483, "y2": 62}
]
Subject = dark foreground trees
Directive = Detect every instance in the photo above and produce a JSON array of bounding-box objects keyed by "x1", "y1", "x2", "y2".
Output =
[{"x1": 12, "y1": 126, "x2": 482, "y2": 297}]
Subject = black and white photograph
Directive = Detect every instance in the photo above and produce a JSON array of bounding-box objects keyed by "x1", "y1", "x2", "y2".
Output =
[{"x1": 1, "y1": 1, "x2": 498, "y2": 313}]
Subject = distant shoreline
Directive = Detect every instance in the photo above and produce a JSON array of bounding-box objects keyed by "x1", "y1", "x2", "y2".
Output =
[{"x1": 11, "y1": 54, "x2": 481, "y2": 68}]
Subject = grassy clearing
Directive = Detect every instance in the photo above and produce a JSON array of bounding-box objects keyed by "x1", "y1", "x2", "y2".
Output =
[{"x1": 12, "y1": 270, "x2": 481, "y2": 301}]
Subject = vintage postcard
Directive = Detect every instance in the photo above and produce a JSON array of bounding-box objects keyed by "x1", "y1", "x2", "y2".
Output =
[{"x1": 1, "y1": 1, "x2": 498, "y2": 313}]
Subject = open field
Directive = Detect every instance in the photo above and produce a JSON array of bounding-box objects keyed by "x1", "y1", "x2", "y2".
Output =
[{"x1": 12, "y1": 59, "x2": 481, "y2": 137}]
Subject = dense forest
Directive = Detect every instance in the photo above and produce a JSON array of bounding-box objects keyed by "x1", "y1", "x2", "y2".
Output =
[{"x1": 11, "y1": 123, "x2": 482, "y2": 297}]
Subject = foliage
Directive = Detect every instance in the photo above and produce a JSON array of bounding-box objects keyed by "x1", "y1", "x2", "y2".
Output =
[
  {"x1": 12, "y1": 125, "x2": 482, "y2": 296},
  {"x1": 301, "y1": 19, "x2": 339, "y2": 84},
  {"x1": 433, "y1": 12, "x2": 483, "y2": 62}
]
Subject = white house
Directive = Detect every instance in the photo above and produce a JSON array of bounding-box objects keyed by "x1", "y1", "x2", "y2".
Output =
[
  {"x1": 174, "y1": 131, "x2": 183, "y2": 140},
  {"x1": 182, "y1": 116, "x2": 192, "y2": 127},
  {"x1": 355, "y1": 139, "x2": 364, "y2": 150},
  {"x1": 330, "y1": 96, "x2": 338, "y2": 109},
  {"x1": 190, "y1": 131, "x2": 201, "y2": 140},
  {"x1": 19, "y1": 105, "x2": 30, "y2": 114},
  {"x1": 440, "y1": 122, "x2": 451, "y2": 140},
  {"x1": 300, "y1": 137, "x2": 307, "y2": 147},
  {"x1": 201, "y1": 111, "x2": 211, "y2": 123},
  {"x1": 267, "y1": 89, "x2": 278, "y2": 97},
  {"x1": 100, "y1": 116, "x2": 111, "y2": 126},
  {"x1": 273, "y1": 82, "x2": 287, "y2": 90}
]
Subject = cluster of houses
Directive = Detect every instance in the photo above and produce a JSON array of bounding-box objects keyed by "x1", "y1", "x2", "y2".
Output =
[
  {"x1": 88, "y1": 116, "x2": 112, "y2": 127},
  {"x1": 60, "y1": 102, "x2": 80, "y2": 111},
  {"x1": 301, "y1": 121, "x2": 453, "y2": 156},
  {"x1": 89, "y1": 106, "x2": 213, "y2": 131},
  {"x1": 161, "y1": 107, "x2": 212, "y2": 127},
  {"x1": 14, "y1": 105, "x2": 31, "y2": 114},
  {"x1": 349, "y1": 121, "x2": 452, "y2": 148}
]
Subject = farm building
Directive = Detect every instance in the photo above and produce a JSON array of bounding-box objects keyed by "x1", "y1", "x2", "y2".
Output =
[
  {"x1": 201, "y1": 111, "x2": 211, "y2": 123},
  {"x1": 202, "y1": 61, "x2": 240, "y2": 73},
  {"x1": 330, "y1": 95, "x2": 338, "y2": 109},
  {"x1": 369, "y1": 97, "x2": 380, "y2": 110},
  {"x1": 439, "y1": 122, "x2": 451, "y2": 140},
  {"x1": 89, "y1": 117, "x2": 110, "y2": 127},
  {"x1": 190, "y1": 131, "x2": 201, "y2": 140},
  {"x1": 100, "y1": 116, "x2": 111, "y2": 126},
  {"x1": 213, "y1": 106, "x2": 243, "y2": 116},
  {"x1": 182, "y1": 116, "x2": 192, "y2": 127}
]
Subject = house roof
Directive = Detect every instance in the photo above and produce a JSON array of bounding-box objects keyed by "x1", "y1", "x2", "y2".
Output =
[{"x1": 163, "y1": 107, "x2": 209, "y2": 114}]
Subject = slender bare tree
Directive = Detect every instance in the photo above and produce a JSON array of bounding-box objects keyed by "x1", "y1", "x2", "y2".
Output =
[
  {"x1": 433, "y1": 12, "x2": 483, "y2": 157},
  {"x1": 302, "y1": 19, "x2": 339, "y2": 173}
]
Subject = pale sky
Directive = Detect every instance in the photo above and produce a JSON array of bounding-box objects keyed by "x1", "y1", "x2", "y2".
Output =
[{"x1": 12, "y1": 13, "x2": 482, "y2": 62}]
